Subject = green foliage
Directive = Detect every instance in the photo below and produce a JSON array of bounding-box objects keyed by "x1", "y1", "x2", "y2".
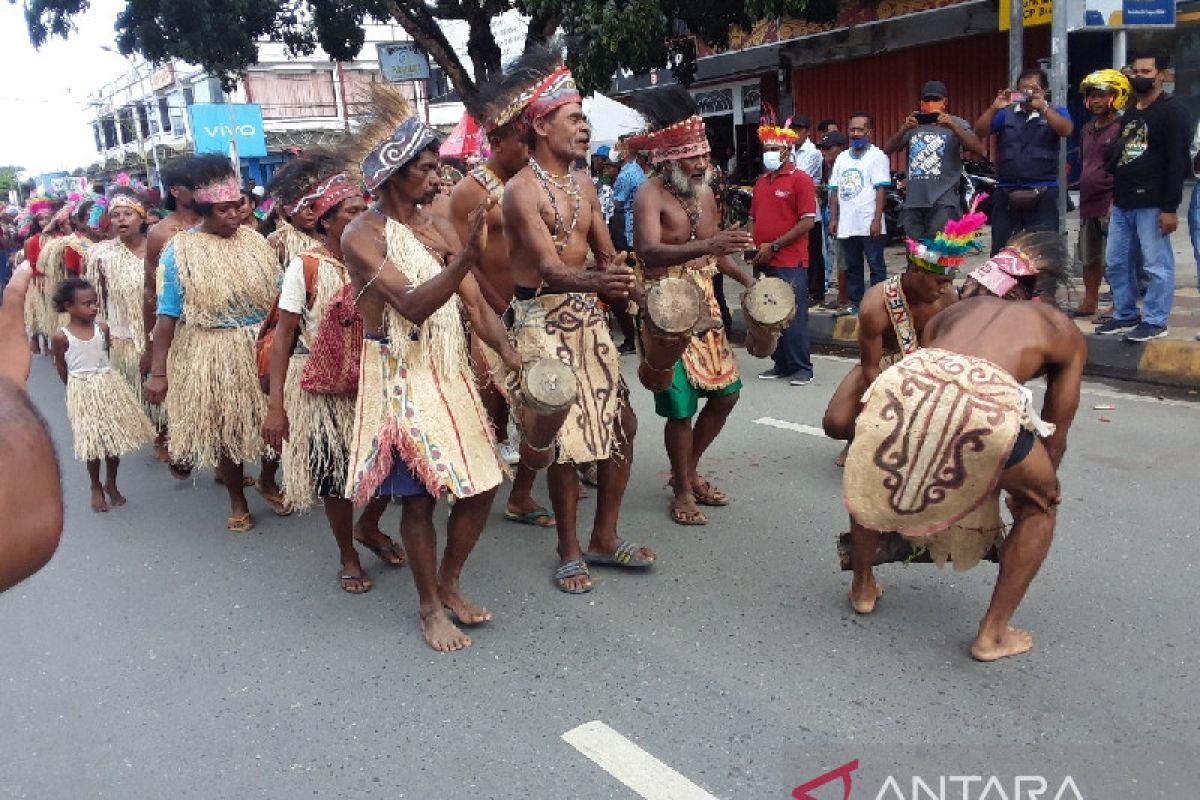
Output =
[
  {"x1": 0, "y1": 166, "x2": 26, "y2": 194},
  {"x1": 23, "y1": 0, "x2": 842, "y2": 98}
]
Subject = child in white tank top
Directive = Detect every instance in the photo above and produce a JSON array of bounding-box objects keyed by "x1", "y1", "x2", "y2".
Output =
[{"x1": 50, "y1": 278, "x2": 154, "y2": 513}]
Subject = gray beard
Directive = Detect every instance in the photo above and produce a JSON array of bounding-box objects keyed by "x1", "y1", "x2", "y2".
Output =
[{"x1": 666, "y1": 164, "x2": 713, "y2": 198}]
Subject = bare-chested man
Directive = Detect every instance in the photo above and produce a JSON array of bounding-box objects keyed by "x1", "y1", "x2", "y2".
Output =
[
  {"x1": 141, "y1": 157, "x2": 199, "y2": 469},
  {"x1": 342, "y1": 85, "x2": 520, "y2": 651},
  {"x1": 627, "y1": 87, "x2": 755, "y2": 525},
  {"x1": 449, "y1": 91, "x2": 555, "y2": 530},
  {"x1": 500, "y1": 47, "x2": 655, "y2": 593},
  {"x1": 843, "y1": 231, "x2": 1083, "y2": 661}
]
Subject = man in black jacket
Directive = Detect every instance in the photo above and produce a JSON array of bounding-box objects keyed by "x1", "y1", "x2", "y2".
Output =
[{"x1": 1096, "y1": 50, "x2": 1193, "y2": 343}]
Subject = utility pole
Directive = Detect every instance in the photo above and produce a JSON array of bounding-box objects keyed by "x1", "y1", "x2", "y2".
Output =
[
  {"x1": 1008, "y1": 0, "x2": 1024, "y2": 87},
  {"x1": 1051, "y1": 0, "x2": 1068, "y2": 235}
]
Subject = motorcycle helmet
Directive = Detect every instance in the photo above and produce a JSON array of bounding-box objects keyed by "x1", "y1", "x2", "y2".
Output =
[{"x1": 1080, "y1": 69, "x2": 1131, "y2": 110}]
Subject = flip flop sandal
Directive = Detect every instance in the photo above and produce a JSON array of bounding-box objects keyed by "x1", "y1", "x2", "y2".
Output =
[
  {"x1": 692, "y1": 480, "x2": 729, "y2": 507},
  {"x1": 577, "y1": 462, "x2": 600, "y2": 487},
  {"x1": 168, "y1": 462, "x2": 192, "y2": 480},
  {"x1": 504, "y1": 508, "x2": 556, "y2": 527},
  {"x1": 1067, "y1": 307, "x2": 1097, "y2": 318},
  {"x1": 553, "y1": 559, "x2": 593, "y2": 594},
  {"x1": 339, "y1": 572, "x2": 373, "y2": 594},
  {"x1": 669, "y1": 505, "x2": 708, "y2": 526},
  {"x1": 583, "y1": 539, "x2": 655, "y2": 569},
  {"x1": 254, "y1": 483, "x2": 292, "y2": 517},
  {"x1": 226, "y1": 512, "x2": 255, "y2": 533},
  {"x1": 356, "y1": 534, "x2": 406, "y2": 566}
]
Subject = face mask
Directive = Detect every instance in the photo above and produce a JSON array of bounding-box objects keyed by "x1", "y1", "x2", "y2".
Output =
[
  {"x1": 762, "y1": 151, "x2": 782, "y2": 171},
  {"x1": 600, "y1": 175, "x2": 612, "y2": 185},
  {"x1": 920, "y1": 100, "x2": 946, "y2": 114},
  {"x1": 850, "y1": 136, "x2": 869, "y2": 150},
  {"x1": 1130, "y1": 76, "x2": 1155, "y2": 95}
]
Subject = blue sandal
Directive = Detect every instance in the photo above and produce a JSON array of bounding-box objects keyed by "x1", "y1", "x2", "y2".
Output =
[{"x1": 583, "y1": 539, "x2": 656, "y2": 569}]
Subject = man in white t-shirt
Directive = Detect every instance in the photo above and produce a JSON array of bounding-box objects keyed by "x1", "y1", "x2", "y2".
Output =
[
  {"x1": 791, "y1": 114, "x2": 826, "y2": 305},
  {"x1": 829, "y1": 112, "x2": 891, "y2": 314}
]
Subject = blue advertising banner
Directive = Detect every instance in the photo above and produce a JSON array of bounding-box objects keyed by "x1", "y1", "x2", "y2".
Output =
[
  {"x1": 189, "y1": 104, "x2": 268, "y2": 159},
  {"x1": 1122, "y1": 0, "x2": 1176, "y2": 26}
]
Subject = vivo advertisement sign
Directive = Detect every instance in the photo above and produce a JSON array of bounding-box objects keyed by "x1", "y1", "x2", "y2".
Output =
[{"x1": 189, "y1": 104, "x2": 268, "y2": 158}]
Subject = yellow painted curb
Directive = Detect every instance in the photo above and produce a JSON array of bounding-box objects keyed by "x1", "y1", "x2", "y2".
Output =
[{"x1": 1138, "y1": 339, "x2": 1200, "y2": 382}]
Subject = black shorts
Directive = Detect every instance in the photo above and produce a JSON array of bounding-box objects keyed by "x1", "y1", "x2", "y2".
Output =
[{"x1": 1004, "y1": 428, "x2": 1036, "y2": 469}]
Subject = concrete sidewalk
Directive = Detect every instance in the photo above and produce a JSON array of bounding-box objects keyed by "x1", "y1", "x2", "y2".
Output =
[{"x1": 733, "y1": 185, "x2": 1200, "y2": 388}]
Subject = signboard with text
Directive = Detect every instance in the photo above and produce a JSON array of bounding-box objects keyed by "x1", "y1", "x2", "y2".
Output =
[
  {"x1": 189, "y1": 103, "x2": 268, "y2": 158},
  {"x1": 999, "y1": 0, "x2": 1053, "y2": 30},
  {"x1": 377, "y1": 42, "x2": 432, "y2": 83},
  {"x1": 1066, "y1": 0, "x2": 1179, "y2": 29}
]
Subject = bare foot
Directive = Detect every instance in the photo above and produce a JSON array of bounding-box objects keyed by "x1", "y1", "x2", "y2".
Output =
[
  {"x1": 90, "y1": 487, "x2": 109, "y2": 513},
  {"x1": 439, "y1": 582, "x2": 493, "y2": 625},
  {"x1": 104, "y1": 484, "x2": 127, "y2": 507},
  {"x1": 834, "y1": 444, "x2": 849, "y2": 468},
  {"x1": 970, "y1": 626, "x2": 1034, "y2": 662},
  {"x1": 849, "y1": 574, "x2": 883, "y2": 614},
  {"x1": 419, "y1": 608, "x2": 472, "y2": 652}
]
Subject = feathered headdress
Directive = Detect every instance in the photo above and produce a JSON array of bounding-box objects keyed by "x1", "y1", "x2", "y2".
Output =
[
  {"x1": 27, "y1": 195, "x2": 54, "y2": 216},
  {"x1": 968, "y1": 229, "x2": 1068, "y2": 301},
  {"x1": 758, "y1": 103, "x2": 800, "y2": 147},
  {"x1": 624, "y1": 87, "x2": 710, "y2": 166},
  {"x1": 343, "y1": 82, "x2": 438, "y2": 193},
  {"x1": 466, "y1": 44, "x2": 580, "y2": 132},
  {"x1": 905, "y1": 194, "x2": 988, "y2": 275}
]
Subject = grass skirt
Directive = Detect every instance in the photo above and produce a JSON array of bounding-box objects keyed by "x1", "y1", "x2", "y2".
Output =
[
  {"x1": 66, "y1": 369, "x2": 155, "y2": 461},
  {"x1": 111, "y1": 336, "x2": 166, "y2": 429},
  {"x1": 166, "y1": 323, "x2": 267, "y2": 469},
  {"x1": 282, "y1": 353, "x2": 355, "y2": 512}
]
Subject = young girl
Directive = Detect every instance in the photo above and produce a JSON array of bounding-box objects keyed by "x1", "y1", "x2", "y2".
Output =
[{"x1": 51, "y1": 278, "x2": 155, "y2": 512}]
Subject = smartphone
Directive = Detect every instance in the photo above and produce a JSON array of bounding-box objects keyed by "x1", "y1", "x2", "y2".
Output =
[
  {"x1": 915, "y1": 112, "x2": 939, "y2": 125},
  {"x1": 1009, "y1": 90, "x2": 1030, "y2": 104},
  {"x1": 743, "y1": 249, "x2": 760, "y2": 261}
]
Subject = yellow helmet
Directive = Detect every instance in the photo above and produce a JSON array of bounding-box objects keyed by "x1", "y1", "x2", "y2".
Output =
[{"x1": 1080, "y1": 69, "x2": 1131, "y2": 110}]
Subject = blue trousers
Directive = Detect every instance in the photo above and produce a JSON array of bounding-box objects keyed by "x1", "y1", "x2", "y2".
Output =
[
  {"x1": 841, "y1": 235, "x2": 886, "y2": 306},
  {"x1": 754, "y1": 265, "x2": 813, "y2": 379},
  {"x1": 1105, "y1": 205, "x2": 1175, "y2": 328}
]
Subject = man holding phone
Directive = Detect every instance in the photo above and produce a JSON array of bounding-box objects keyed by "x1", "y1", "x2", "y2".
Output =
[
  {"x1": 883, "y1": 80, "x2": 987, "y2": 240},
  {"x1": 974, "y1": 68, "x2": 1073, "y2": 254}
]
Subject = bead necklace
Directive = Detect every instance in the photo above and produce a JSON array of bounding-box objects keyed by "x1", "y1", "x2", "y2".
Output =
[
  {"x1": 529, "y1": 158, "x2": 581, "y2": 253},
  {"x1": 663, "y1": 178, "x2": 701, "y2": 241}
]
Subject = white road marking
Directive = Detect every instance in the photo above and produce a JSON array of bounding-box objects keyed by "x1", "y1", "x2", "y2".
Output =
[
  {"x1": 562, "y1": 721, "x2": 721, "y2": 800},
  {"x1": 753, "y1": 417, "x2": 828, "y2": 437}
]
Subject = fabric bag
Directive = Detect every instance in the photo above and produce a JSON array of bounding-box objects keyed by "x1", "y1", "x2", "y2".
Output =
[
  {"x1": 256, "y1": 255, "x2": 318, "y2": 393},
  {"x1": 299, "y1": 281, "x2": 363, "y2": 396}
]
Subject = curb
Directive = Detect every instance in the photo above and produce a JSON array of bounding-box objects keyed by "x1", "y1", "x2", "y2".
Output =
[{"x1": 731, "y1": 309, "x2": 1200, "y2": 389}]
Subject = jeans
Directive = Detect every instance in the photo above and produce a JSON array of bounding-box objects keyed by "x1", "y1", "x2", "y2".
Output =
[
  {"x1": 754, "y1": 265, "x2": 812, "y2": 378},
  {"x1": 1105, "y1": 205, "x2": 1175, "y2": 328},
  {"x1": 841, "y1": 235, "x2": 887, "y2": 306},
  {"x1": 1189, "y1": 186, "x2": 1200, "y2": 291},
  {"x1": 990, "y1": 186, "x2": 1060, "y2": 255},
  {"x1": 820, "y1": 204, "x2": 836, "y2": 285}
]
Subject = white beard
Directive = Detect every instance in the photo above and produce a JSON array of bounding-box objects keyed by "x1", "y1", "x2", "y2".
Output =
[{"x1": 666, "y1": 163, "x2": 715, "y2": 198}]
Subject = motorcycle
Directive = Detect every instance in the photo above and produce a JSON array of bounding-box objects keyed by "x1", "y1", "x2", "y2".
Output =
[
  {"x1": 884, "y1": 171, "x2": 906, "y2": 243},
  {"x1": 961, "y1": 159, "x2": 997, "y2": 217}
]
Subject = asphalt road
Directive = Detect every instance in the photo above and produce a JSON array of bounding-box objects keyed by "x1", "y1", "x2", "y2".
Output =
[{"x1": 3, "y1": 349, "x2": 1198, "y2": 800}]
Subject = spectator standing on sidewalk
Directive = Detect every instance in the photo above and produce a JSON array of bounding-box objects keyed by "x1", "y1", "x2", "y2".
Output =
[
  {"x1": 750, "y1": 119, "x2": 818, "y2": 385},
  {"x1": 1071, "y1": 69, "x2": 1129, "y2": 320},
  {"x1": 791, "y1": 114, "x2": 826, "y2": 306},
  {"x1": 830, "y1": 113, "x2": 891, "y2": 315},
  {"x1": 883, "y1": 80, "x2": 987, "y2": 240},
  {"x1": 817, "y1": 131, "x2": 849, "y2": 310},
  {"x1": 1096, "y1": 51, "x2": 1191, "y2": 343},
  {"x1": 974, "y1": 68, "x2": 1073, "y2": 254},
  {"x1": 610, "y1": 138, "x2": 649, "y2": 353}
]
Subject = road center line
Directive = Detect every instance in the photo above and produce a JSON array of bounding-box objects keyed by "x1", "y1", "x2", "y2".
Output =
[
  {"x1": 753, "y1": 417, "x2": 828, "y2": 437},
  {"x1": 562, "y1": 721, "x2": 721, "y2": 800}
]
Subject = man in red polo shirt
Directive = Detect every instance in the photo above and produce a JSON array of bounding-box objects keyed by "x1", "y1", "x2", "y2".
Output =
[{"x1": 750, "y1": 118, "x2": 818, "y2": 384}]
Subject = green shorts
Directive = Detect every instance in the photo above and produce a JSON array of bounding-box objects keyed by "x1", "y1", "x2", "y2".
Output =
[{"x1": 653, "y1": 361, "x2": 742, "y2": 420}]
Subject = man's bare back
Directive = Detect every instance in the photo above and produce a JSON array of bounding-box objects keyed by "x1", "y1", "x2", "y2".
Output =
[{"x1": 450, "y1": 175, "x2": 511, "y2": 313}]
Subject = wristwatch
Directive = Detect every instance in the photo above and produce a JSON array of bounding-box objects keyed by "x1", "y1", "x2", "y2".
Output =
[{"x1": 770, "y1": 242, "x2": 782, "y2": 253}]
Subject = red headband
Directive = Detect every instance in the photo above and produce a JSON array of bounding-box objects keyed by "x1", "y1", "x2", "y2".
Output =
[{"x1": 308, "y1": 173, "x2": 361, "y2": 219}]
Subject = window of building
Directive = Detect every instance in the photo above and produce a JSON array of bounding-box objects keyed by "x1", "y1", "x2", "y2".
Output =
[
  {"x1": 158, "y1": 97, "x2": 173, "y2": 133},
  {"x1": 245, "y1": 71, "x2": 338, "y2": 119}
]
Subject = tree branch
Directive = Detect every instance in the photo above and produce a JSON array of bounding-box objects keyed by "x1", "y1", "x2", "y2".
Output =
[{"x1": 385, "y1": 0, "x2": 476, "y2": 99}]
